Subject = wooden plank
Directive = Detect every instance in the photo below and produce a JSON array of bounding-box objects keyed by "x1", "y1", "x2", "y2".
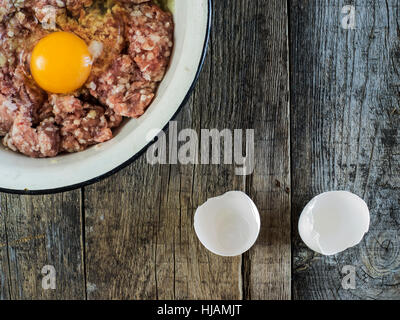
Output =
[
  {"x1": 0, "y1": 192, "x2": 85, "y2": 300},
  {"x1": 290, "y1": 0, "x2": 400, "y2": 299},
  {"x1": 0, "y1": 196, "x2": 11, "y2": 300},
  {"x1": 84, "y1": 0, "x2": 291, "y2": 300},
  {"x1": 84, "y1": 97, "x2": 244, "y2": 299},
  {"x1": 84, "y1": 159, "x2": 162, "y2": 299},
  {"x1": 83, "y1": 1, "x2": 242, "y2": 298},
  {"x1": 241, "y1": 0, "x2": 291, "y2": 300}
]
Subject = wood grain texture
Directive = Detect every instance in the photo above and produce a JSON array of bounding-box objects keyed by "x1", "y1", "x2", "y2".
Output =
[
  {"x1": 83, "y1": 0, "x2": 291, "y2": 300},
  {"x1": 241, "y1": 0, "x2": 291, "y2": 300},
  {"x1": 0, "y1": 193, "x2": 84, "y2": 299},
  {"x1": 290, "y1": 0, "x2": 400, "y2": 300},
  {"x1": 83, "y1": 84, "x2": 243, "y2": 300},
  {"x1": 0, "y1": 197, "x2": 11, "y2": 300}
]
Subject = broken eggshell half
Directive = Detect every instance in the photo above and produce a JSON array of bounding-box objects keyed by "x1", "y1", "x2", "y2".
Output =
[
  {"x1": 194, "y1": 191, "x2": 261, "y2": 257},
  {"x1": 298, "y1": 191, "x2": 370, "y2": 256}
]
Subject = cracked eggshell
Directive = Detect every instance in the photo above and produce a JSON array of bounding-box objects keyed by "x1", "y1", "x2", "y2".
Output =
[
  {"x1": 194, "y1": 191, "x2": 261, "y2": 257},
  {"x1": 298, "y1": 191, "x2": 370, "y2": 256}
]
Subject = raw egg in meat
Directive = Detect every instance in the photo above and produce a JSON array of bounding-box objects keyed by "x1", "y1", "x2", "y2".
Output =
[{"x1": 30, "y1": 31, "x2": 93, "y2": 94}]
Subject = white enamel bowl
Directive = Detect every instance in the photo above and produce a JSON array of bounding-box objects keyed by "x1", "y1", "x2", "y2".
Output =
[{"x1": 0, "y1": 0, "x2": 211, "y2": 194}]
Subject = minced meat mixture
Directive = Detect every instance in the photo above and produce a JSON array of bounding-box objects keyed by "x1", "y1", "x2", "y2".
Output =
[{"x1": 0, "y1": 0, "x2": 173, "y2": 157}]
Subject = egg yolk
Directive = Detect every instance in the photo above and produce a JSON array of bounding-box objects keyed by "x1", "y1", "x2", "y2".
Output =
[{"x1": 30, "y1": 31, "x2": 92, "y2": 94}]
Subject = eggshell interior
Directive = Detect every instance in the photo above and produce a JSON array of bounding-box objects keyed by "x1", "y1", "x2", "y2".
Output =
[
  {"x1": 194, "y1": 191, "x2": 261, "y2": 257},
  {"x1": 298, "y1": 191, "x2": 370, "y2": 255}
]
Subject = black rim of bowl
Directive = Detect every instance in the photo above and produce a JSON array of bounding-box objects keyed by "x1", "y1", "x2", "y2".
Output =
[{"x1": 0, "y1": 0, "x2": 213, "y2": 195}]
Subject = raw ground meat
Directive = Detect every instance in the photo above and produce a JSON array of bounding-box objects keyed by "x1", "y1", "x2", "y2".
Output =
[
  {"x1": 116, "y1": 2, "x2": 174, "y2": 82},
  {"x1": 4, "y1": 105, "x2": 60, "y2": 158},
  {"x1": 89, "y1": 54, "x2": 156, "y2": 118},
  {"x1": 0, "y1": 94, "x2": 18, "y2": 136},
  {"x1": 14, "y1": 0, "x2": 93, "y2": 20},
  {"x1": 50, "y1": 95, "x2": 113, "y2": 152},
  {"x1": 65, "y1": 0, "x2": 94, "y2": 17},
  {"x1": 115, "y1": 0, "x2": 151, "y2": 4},
  {"x1": 0, "y1": 0, "x2": 173, "y2": 158},
  {"x1": 0, "y1": 0, "x2": 15, "y2": 23}
]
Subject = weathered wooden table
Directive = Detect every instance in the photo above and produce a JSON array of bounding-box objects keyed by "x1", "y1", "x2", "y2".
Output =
[{"x1": 0, "y1": 0, "x2": 399, "y2": 300}]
